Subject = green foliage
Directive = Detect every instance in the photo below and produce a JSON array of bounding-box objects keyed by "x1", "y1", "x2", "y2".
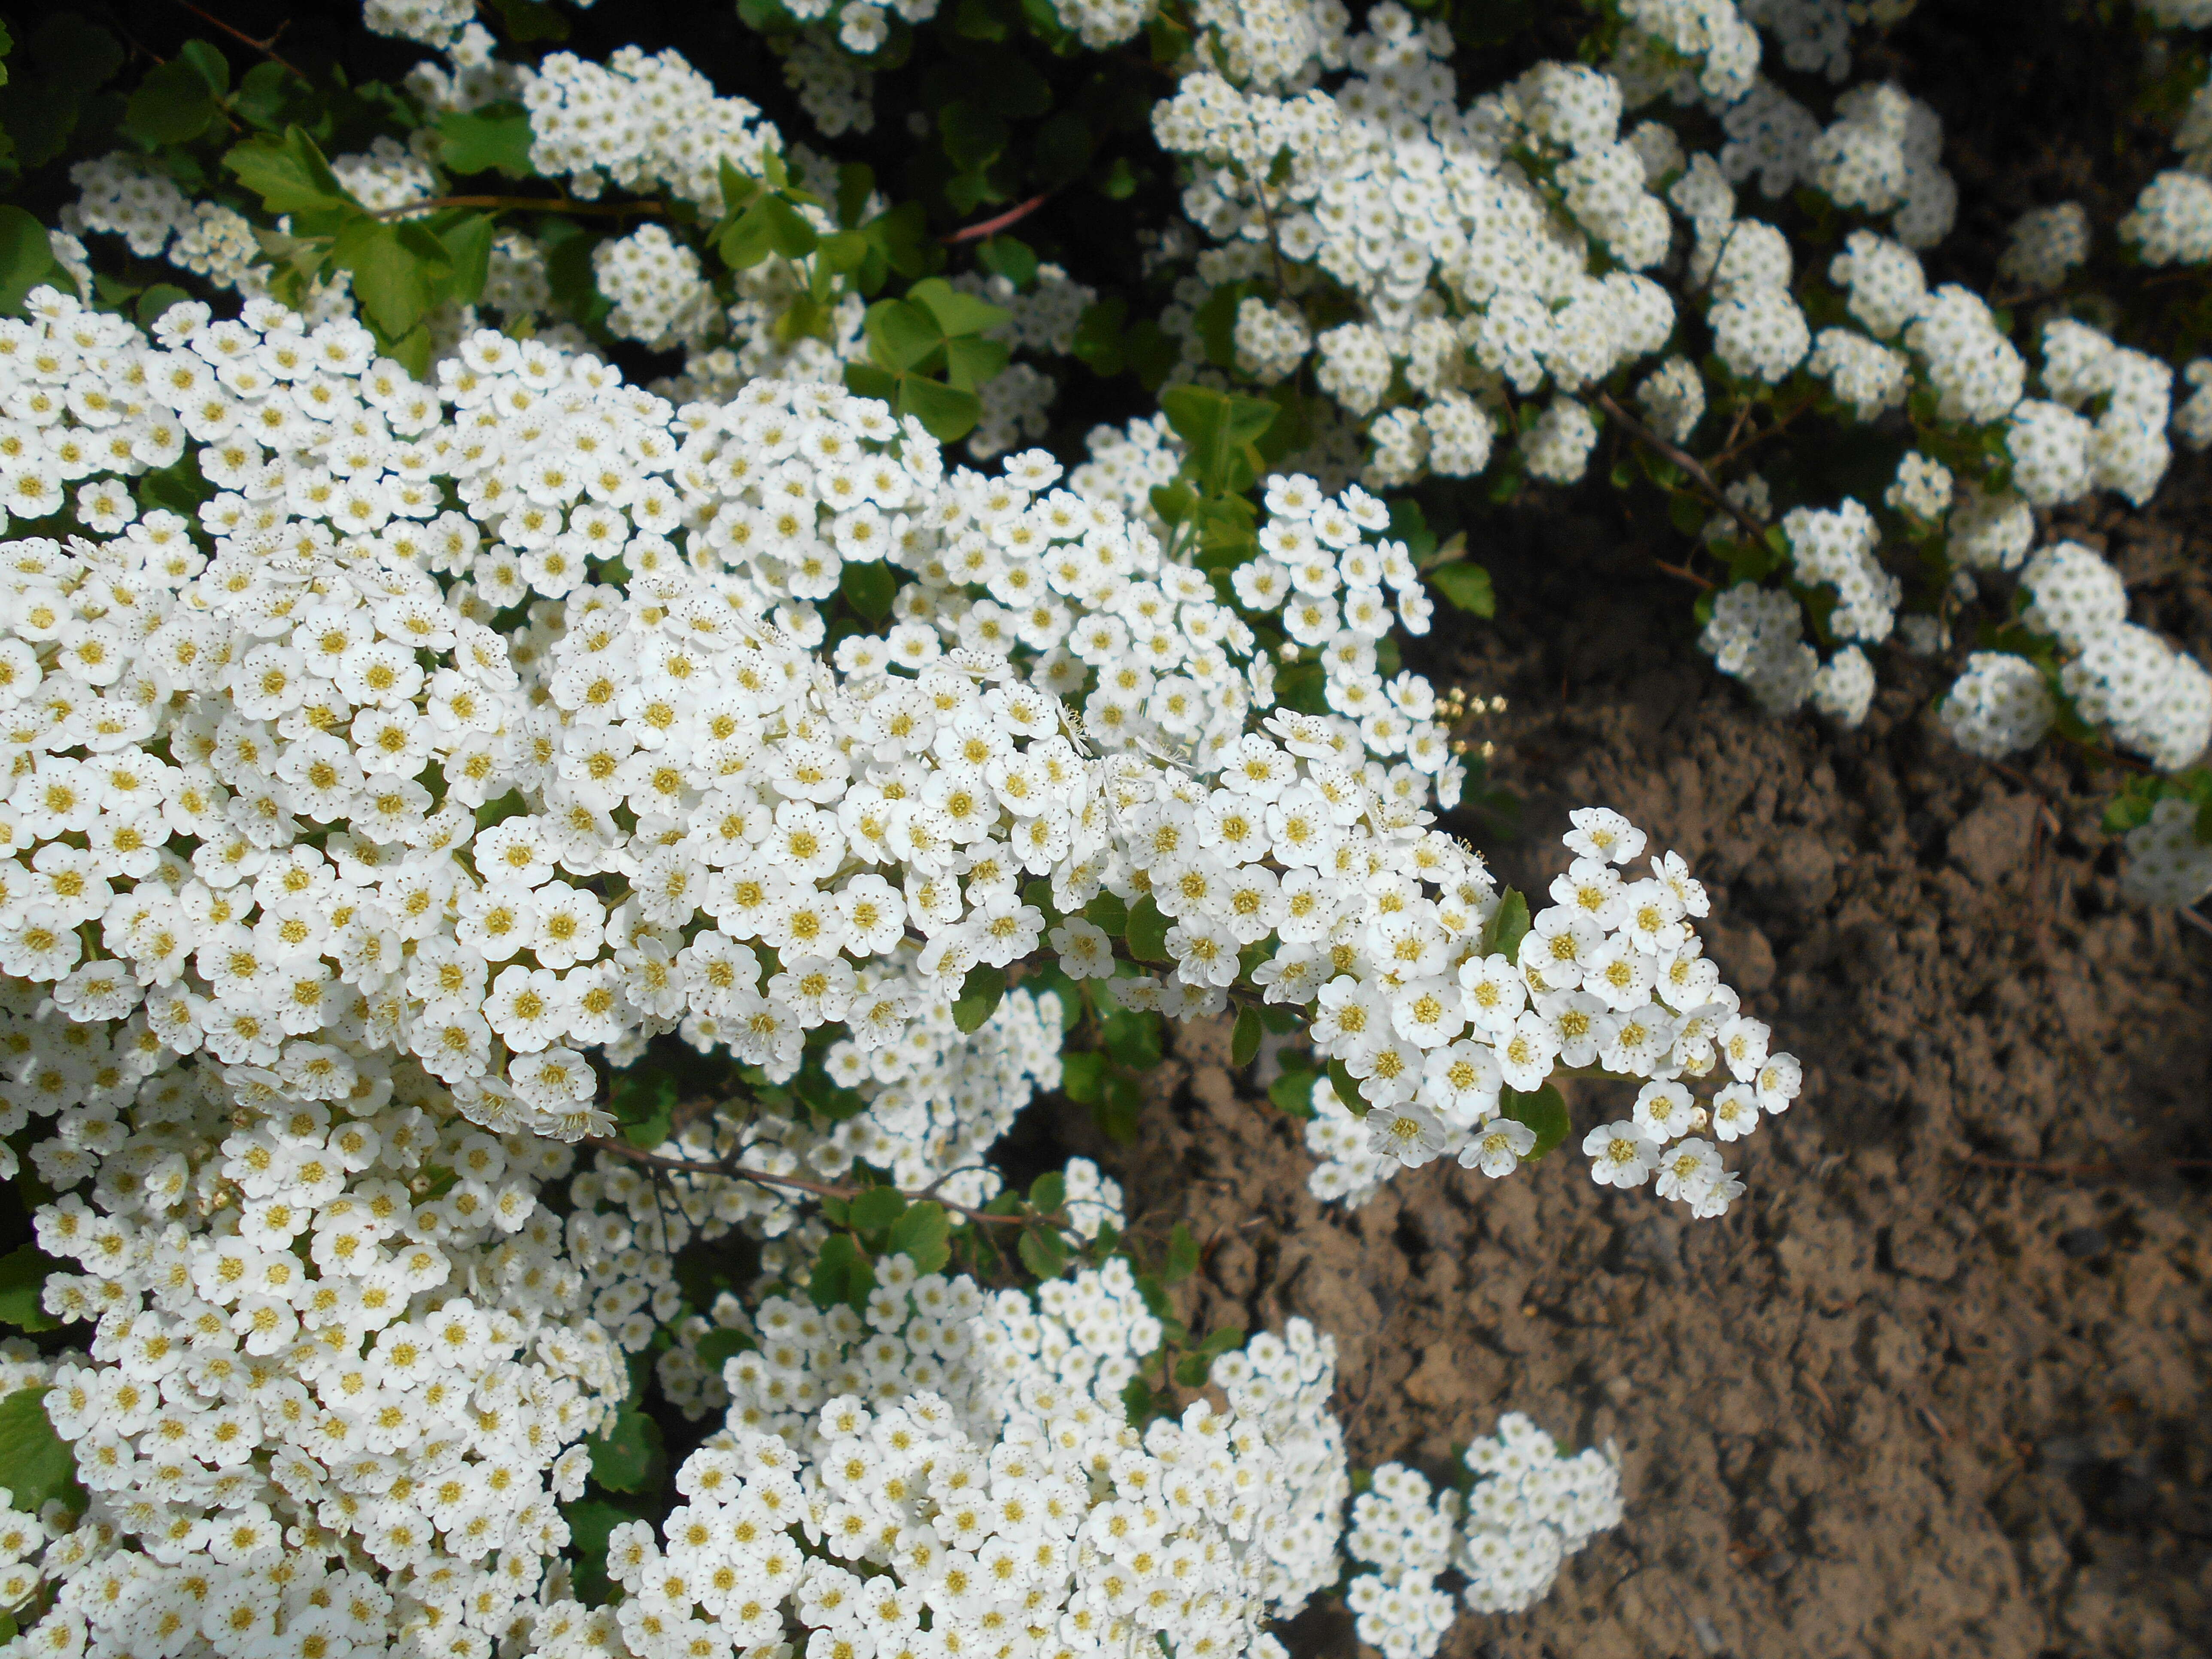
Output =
[
  {"x1": 0, "y1": 206, "x2": 56, "y2": 314},
  {"x1": 588, "y1": 1407, "x2": 665, "y2": 1494},
  {"x1": 1267, "y1": 1069, "x2": 1320, "y2": 1119},
  {"x1": 1499, "y1": 1084, "x2": 1571, "y2": 1161},
  {"x1": 438, "y1": 105, "x2": 537, "y2": 177},
  {"x1": 0, "y1": 1245, "x2": 59, "y2": 1331},
  {"x1": 848, "y1": 276, "x2": 1012, "y2": 441},
  {"x1": 0, "y1": 1389, "x2": 82, "y2": 1513},
  {"x1": 952, "y1": 963, "x2": 1008, "y2": 1032},
  {"x1": 1123, "y1": 895, "x2": 1171, "y2": 963},
  {"x1": 1482, "y1": 888, "x2": 1533, "y2": 963}
]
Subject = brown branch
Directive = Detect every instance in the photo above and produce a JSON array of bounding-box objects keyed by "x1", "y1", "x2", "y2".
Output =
[
  {"x1": 1651, "y1": 559, "x2": 1715, "y2": 591},
  {"x1": 583, "y1": 1136, "x2": 1065, "y2": 1230},
  {"x1": 1595, "y1": 392, "x2": 1769, "y2": 543},
  {"x1": 941, "y1": 193, "x2": 1053, "y2": 246},
  {"x1": 372, "y1": 195, "x2": 669, "y2": 221},
  {"x1": 1703, "y1": 396, "x2": 1814, "y2": 470},
  {"x1": 167, "y1": 0, "x2": 304, "y2": 77}
]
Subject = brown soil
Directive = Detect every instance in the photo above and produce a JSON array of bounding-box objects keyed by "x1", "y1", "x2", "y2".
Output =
[{"x1": 1076, "y1": 486, "x2": 2212, "y2": 1659}]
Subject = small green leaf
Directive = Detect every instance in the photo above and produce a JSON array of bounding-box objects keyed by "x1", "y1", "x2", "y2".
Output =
[
  {"x1": 333, "y1": 217, "x2": 451, "y2": 343},
  {"x1": 0, "y1": 1389, "x2": 82, "y2": 1513},
  {"x1": 896, "y1": 375, "x2": 982, "y2": 443},
  {"x1": 1028, "y1": 1170, "x2": 1066, "y2": 1214},
  {"x1": 1018, "y1": 1225, "x2": 1068, "y2": 1280},
  {"x1": 30, "y1": 15, "x2": 122, "y2": 92},
  {"x1": 134, "y1": 284, "x2": 193, "y2": 329},
  {"x1": 1267, "y1": 1070, "x2": 1319, "y2": 1119},
  {"x1": 1500, "y1": 1084, "x2": 1571, "y2": 1161},
  {"x1": 438, "y1": 105, "x2": 538, "y2": 178},
  {"x1": 0, "y1": 208, "x2": 59, "y2": 316},
  {"x1": 124, "y1": 57, "x2": 219, "y2": 146},
  {"x1": 562, "y1": 1498, "x2": 646, "y2": 1606},
  {"x1": 906, "y1": 276, "x2": 1009, "y2": 338},
  {"x1": 484, "y1": 0, "x2": 572, "y2": 42},
  {"x1": 693, "y1": 1328, "x2": 752, "y2": 1369},
  {"x1": 1097, "y1": 1070, "x2": 1143, "y2": 1143},
  {"x1": 836, "y1": 162, "x2": 875, "y2": 228},
  {"x1": 1102, "y1": 1007, "x2": 1162, "y2": 1072},
  {"x1": 1482, "y1": 889, "x2": 1532, "y2": 963},
  {"x1": 1231, "y1": 1005, "x2": 1263, "y2": 1068},
  {"x1": 889, "y1": 1201, "x2": 951, "y2": 1274},
  {"x1": 809, "y1": 1232, "x2": 875, "y2": 1313},
  {"x1": 1429, "y1": 562, "x2": 1495, "y2": 617},
  {"x1": 609, "y1": 1067, "x2": 676, "y2": 1150},
  {"x1": 0, "y1": 1246, "x2": 60, "y2": 1331},
  {"x1": 942, "y1": 334, "x2": 1010, "y2": 392},
  {"x1": 1084, "y1": 893, "x2": 1127, "y2": 936},
  {"x1": 1326, "y1": 1057, "x2": 1366, "y2": 1117},
  {"x1": 1161, "y1": 384, "x2": 1280, "y2": 498},
  {"x1": 847, "y1": 1185, "x2": 907, "y2": 1234},
  {"x1": 1124, "y1": 896, "x2": 1170, "y2": 964},
  {"x1": 840, "y1": 558, "x2": 896, "y2": 622},
  {"x1": 438, "y1": 214, "x2": 496, "y2": 307},
  {"x1": 867, "y1": 299, "x2": 947, "y2": 371},
  {"x1": 1060, "y1": 1049, "x2": 1106, "y2": 1104},
  {"x1": 587, "y1": 1408, "x2": 663, "y2": 1495},
  {"x1": 977, "y1": 235, "x2": 1037, "y2": 290},
  {"x1": 1164, "y1": 1221, "x2": 1199, "y2": 1284},
  {"x1": 953, "y1": 963, "x2": 1007, "y2": 1033},
  {"x1": 225, "y1": 127, "x2": 354, "y2": 216}
]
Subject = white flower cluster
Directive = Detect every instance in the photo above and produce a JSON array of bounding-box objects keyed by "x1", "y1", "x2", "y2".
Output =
[
  {"x1": 62, "y1": 155, "x2": 261, "y2": 297},
  {"x1": 2122, "y1": 796, "x2": 2212, "y2": 907},
  {"x1": 1299, "y1": 808, "x2": 1797, "y2": 1212},
  {"x1": 520, "y1": 47, "x2": 784, "y2": 211},
  {"x1": 522, "y1": 1263, "x2": 1348, "y2": 1659},
  {"x1": 1344, "y1": 1415, "x2": 1622, "y2": 1657},
  {"x1": 1151, "y1": 8, "x2": 1679, "y2": 490},
  {"x1": 3, "y1": 1036, "x2": 637, "y2": 1659}
]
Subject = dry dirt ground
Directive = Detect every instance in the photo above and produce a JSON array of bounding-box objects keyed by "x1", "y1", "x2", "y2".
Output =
[{"x1": 1073, "y1": 487, "x2": 2212, "y2": 1659}]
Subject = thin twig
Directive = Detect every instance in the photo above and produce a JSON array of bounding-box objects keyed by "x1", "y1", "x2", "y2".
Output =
[
  {"x1": 2179, "y1": 905, "x2": 2212, "y2": 942},
  {"x1": 942, "y1": 193, "x2": 1053, "y2": 246},
  {"x1": 1703, "y1": 396, "x2": 1814, "y2": 469},
  {"x1": 583, "y1": 1135, "x2": 1066, "y2": 1230},
  {"x1": 167, "y1": 0, "x2": 304, "y2": 77},
  {"x1": 371, "y1": 195, "x2": 669, "y2": 221},
  {"x1": 1595, "y1": 392, "x2": 1768, "y2": 543},
  {"x1": 1651, "y1": 559, "x2": 1715, "y2": 591}
]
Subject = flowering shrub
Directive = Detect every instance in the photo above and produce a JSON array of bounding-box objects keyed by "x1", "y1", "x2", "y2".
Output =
[{"x1": 7, "y1": 0, "x2": 2194, "y2": 1650}]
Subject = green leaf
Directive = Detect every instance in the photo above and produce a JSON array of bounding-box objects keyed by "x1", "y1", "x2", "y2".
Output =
[
  {"x1": 176, "y1": 39, "x2": 231, "y2": 96},
  {"x1": 847, "y1": 1185, "x2": 907, "y2": 1234},
  {"x1": 134, "y1": 284, "x2": 193, "y2": 329},
  {"x1": 1267, "y1": 1069, "x2": 1319, "y2": 1119},
  {"x1": 1161, "y1": 385, "x2": 1280, "y2": 497},
  {"x1": 1500, "y1": 1084, "x2": 1571, "y2": 1160},
  {"x1": 977, "y1": 235, "x2": 1037, "y2": 290},
  {"x1": 693, "y1": 1328, "x2": 752, "y2": 1370},
  {"x1": 125, "y1": 56, "x2": 220, "y2": 145},
  {"x1": 938, "y1": 100, "x2": 1010, "y2": 170},
  {"x1": 29, "y1": 15, "x2": 122, "y2": 92},
  {"x1": 1073, "y1": 296, "x2": 1128, "y2": 377},
  {"x1": 333, "y1": 217, "x2": 451, "y2": 342},
  {"x1": 231, "y1": 60, "x2": 295, "y2": 130},
  {"x1": 1124, "y1": 896, "x2": 1170, "y2": 963},
  {"x1": 609, "y1": 1066, "x2": 677, "y2": 1150},
  {"x1": 1084, "y1": 893, "x2": 1127, "y2": 936},
  {"x1": 836, "y1": 162, "x2": 876, "y2": 228},
  {"x1": 840, "y1": 558, "x2": 896, "y2": 622},
  {"x1": 562, "y1": 1498, "x2": 645, "y2": 1606},
  {"x1": 896, "y1": 375, "x2": 982, "y2": 443},
  {"x1": 1429, "y1": 562, "x2": 1495, "y2": 617},
  {"x1": 1102, "y1": 1006, "x2": 1162, "y2": 1071},
  {"x1": 1029, "y1": 1170, "x2": 1067, "y2": 1215},
  {"x1": 1326, "y1": 1057, "x2": 1366, "y2": 1117},
  {"x1": 0, "y1": 1389, "x2": 82, "y2": 1513},
  {"x1": 1164, "y1": 1221, "x2": 1199, "y2": 1283},
  {"x1": 437, "y1": 214, "x2": 496, "y2": 307},
  {"x1": 907, "y1": 276, "x2": 1009, "y2": 338},
  {"x1": 1018, "y1": 1225, "x2": 1068, "y2": 1281},
  {"x1": 1060, "y1": 1049, "x2": 1106, "y2": 1104},
  {"x1": 485, "y1": 0, "x2": 572, "y2": 42},
  {"x1": 225, "y1": 127, "x2": 354, "y2": 216},
  {"x1": 953, "y1": 963, "x2": 1007, "y2": 1033},
  {"x1": 1482, "y1": 889, "x2": 1532, "y2": 963},
  {"x1": 809, "y1": 1232, "x2": 875, "y2": 1312},
  {"x1": 863, "y1": 202, "x2": 931, "y2": 282},
  {"x1": 942, "y1": 334, "x2": 1010, "y2": 392},
  {"x1": 1231, "y1": 1004, "x2": 1263, "y2": 1068},
  {"x1": 0, "y1": 209, "x2": 58, "y2": 316},
  {"x1": 588, "y1": 1408, "x2": 664, "y2": 1495},
  {"x1": 0, "y1": 1246, "x2": 59, "y2": 1331},
  {"x1": 761, "y1": 195, "x2": 819, "y2": 259},
  {"x1": 438, "y1": 105, "x2": 537, "y2": 178},
  {"x1": 866, "y1": 299, "x2": 947, "y2": 371},
  {"x1": 888, "y1": 1201, "x2": 951, "y2": 1274},
  {"x1": 1097, "y1": 1071, "x2": 1142, "y2": 1143}
]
